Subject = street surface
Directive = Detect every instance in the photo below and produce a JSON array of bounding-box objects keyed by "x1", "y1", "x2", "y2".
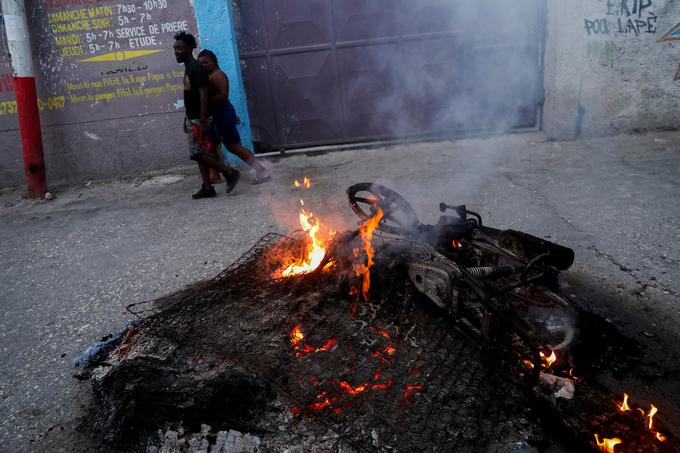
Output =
[{"x1": 1, "y1": 131, "x2": 679, "y2": 451}]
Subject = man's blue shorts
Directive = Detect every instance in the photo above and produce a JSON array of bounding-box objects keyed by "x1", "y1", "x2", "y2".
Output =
[{"x1": 208, "y1": 101, "x2": 241, "y2": 148}]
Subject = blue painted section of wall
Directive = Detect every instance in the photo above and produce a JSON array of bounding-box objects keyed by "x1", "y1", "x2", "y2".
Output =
[{"x1": 193, "y1": 0, "x2": 252, "y2": 166}]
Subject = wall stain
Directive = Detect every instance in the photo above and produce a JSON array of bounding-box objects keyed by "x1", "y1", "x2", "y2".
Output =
[{"x1": 575, "y1": 102, "x2": 586, "y2": 138}]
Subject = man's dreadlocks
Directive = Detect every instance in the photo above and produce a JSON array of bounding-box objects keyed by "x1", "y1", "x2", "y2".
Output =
[{"x1": 174, "y1": 31, "x2": 197, "y2": 49}]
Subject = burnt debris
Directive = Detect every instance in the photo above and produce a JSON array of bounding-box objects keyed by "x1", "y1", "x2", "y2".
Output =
[{"x1": 74, "y1": 185, "x2": 678, "y2": 452}]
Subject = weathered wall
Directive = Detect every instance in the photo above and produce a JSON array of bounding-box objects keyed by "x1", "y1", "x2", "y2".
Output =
[
  {"x1": 544, "y1": 0, "x2": 680, "y2": 139},
  {"x1": 2, "y1": 0, "x2": 259, "y2": 188},
  {"x1": 3, "y1": 0, "x2": 680, "y2": 186},
  {"x1": 0, "y1": 0, "x2": 198, "y2": 186},
  {"x1": 0, "y1": 111, "x2": 188, "y2": 186},
  {"x1": 0, "y1": 11, "x2": 20, "y2": 186}
]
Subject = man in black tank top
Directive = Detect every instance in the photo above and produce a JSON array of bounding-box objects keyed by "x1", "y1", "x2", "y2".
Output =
[{"x1": 173, "y1": 32, "x2": 240, "y2": 198}]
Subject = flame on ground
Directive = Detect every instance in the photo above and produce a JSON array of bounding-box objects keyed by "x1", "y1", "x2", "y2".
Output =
[
  {"x1": 371, "y1": 326, "x2": 390, "y2": 338},
  {"x1": 353, "y1": 208, "x2": 384, "y2": 301},
  {"x1": 295, "y1": 375, "x2": 395, "y2": 414},
  {"x1": 293, "y1": 176, "x2": 311, "y2": 189},
  {"x1": 452, "y1": 239, "x2": 463, "y2": 249},
  {"x1": 339, "y1": 381, "x2": 366, "y2": 395},
  {"x1": 567, "y1": 368, "x2": 581, "y2": 381},
  {"x1": 646, "y1": 404, "x2": 658, "y2": 431},
  {"x1": 636, "y1": 403, "x2": 661, "y2": 432},
  {"x1": 289, "y1": 325, "x2": 337, "y2": 358},
  {"x1": 309, "y1": 391, "x2": 336, "y2": 411},
  {"x1": 372, "y1": 346, "x2": 395, "y2": 358},
  {"x1": 594, "y1": 434, "x2": 622, "y2": 453},
  {"x1": 278, "y1": 200, "x2": 335, "y2": 278},
  {"x1": 403, "y1": 385, "x2": 424, "y2": 401},
  {"x1": 290, "y1": 325, "x2": 410, "y2": 414},
  {"x1": 607, "y1": 394, "x2": 667, "y2": 445},
  {"x1": 540, "y1": 350, "x2": 557, "y2": 368},
  {"x1": 617, "y1": 393, "x2": 631, "y2": 412}
]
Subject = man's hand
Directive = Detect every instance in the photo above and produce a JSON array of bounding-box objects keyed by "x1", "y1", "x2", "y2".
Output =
[{"x1": 183, "y1": 116, "x2": 189, "y2": 134}]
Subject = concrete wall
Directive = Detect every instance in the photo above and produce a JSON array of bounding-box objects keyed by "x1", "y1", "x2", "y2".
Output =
[
  {"x1": 3, "y1": 0, "x2": 680, "y2": 187},
  {"x1": 544, "y1": 0, "x2": 680, "y2": 139},
  {"x1": 0, "y1": 0, "x2": 251, "y2": 188},
  {"x1": 0, "y1": 112, "x2": 186, "y2": 185}
]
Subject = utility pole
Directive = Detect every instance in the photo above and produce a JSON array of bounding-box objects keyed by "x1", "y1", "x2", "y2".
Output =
[{"x1": 1, "y1": 0, "x2": 47, "y2": 198}]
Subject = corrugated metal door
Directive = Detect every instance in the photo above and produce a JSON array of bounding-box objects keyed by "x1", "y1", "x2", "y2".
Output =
[{"x1": 233, "y1": 0, "x2": 544, "y2": 150}]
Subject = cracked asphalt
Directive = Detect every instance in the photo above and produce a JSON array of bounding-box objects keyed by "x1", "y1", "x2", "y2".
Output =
[{"x1": 1, "y1": 131, "x2": 679, "y2": 451}]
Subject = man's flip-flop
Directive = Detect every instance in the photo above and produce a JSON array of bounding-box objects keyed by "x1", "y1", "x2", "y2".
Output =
[{"x1": 251, "y1": 175, "x2": 272, "y2": 185}]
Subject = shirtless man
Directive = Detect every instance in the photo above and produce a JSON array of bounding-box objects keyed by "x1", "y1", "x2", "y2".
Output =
[{"x1": 197, "y1": 49, "x2": 271, "y2": 184}]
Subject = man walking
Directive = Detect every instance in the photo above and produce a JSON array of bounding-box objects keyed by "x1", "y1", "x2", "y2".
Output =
[{"x1": 173, "y1": 31, "x2": 240, "y2": 198}]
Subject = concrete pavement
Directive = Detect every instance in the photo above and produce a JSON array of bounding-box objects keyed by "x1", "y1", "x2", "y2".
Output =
[{"x1": 1, "y1": 131, "x2": 679, "y2": 451}]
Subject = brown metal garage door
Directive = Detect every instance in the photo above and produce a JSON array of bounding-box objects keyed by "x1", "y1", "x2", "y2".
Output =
[{"x1": 233, "y1": 0, "x2": 544, "y2": 150}]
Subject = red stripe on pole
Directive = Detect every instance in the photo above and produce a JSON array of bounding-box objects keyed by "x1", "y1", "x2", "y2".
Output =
[{"x1": 13, "y1": 76, "x2": 47, "y2": 198}]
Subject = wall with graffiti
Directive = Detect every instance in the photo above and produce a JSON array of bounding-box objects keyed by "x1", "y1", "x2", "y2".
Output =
[
  {"x1": 2, "y1": 1, "x2": 680, "y2": 184},
  {"x1": 0, "y1": 0, "x2": 199, "y2": 185},
  {"x1": 545, "y1": 0, "x2": 680, "y2": 139}
]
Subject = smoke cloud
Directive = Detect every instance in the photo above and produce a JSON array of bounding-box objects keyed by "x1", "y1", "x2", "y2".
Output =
[{"x1": 340, "y1": 0, "x2": 543, "y2": 140}]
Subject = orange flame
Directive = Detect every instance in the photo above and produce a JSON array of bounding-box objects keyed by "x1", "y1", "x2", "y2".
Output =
[
  {"x1": 403, "y1": 385, "x2": 424, "y2": 400},
  {"x1": 656, "y1": 432, "x2": 667, "y2": 442},
  {"x1": 372, "y1": 344, "x2": 396, "y2": 359},
  {"x1": 371, "y1": 381, "x2": 392, "y2": 390},
  {"x1": 309, "y1": 391, "x2": 335, "y2": 411},
  {"x1": 278, "y1": 181, "x2": 336, "y2": 277},
  {"x1": 293, "y1": 177, "x2": 312, "y2": 189},
  {"x1": 452, "y1": 239, "x2": 463, "y2": 249},
  {"x1": 540, "y1": 350, "x2": 557, "y2": 368},
  {"x1": 646, "y1": 404, "x2": 658, "y2": 431},
  {"x1": 289, "y1": 325, "x2": 337, "y2": 357},
  {"x1": 302, "y1": 376, "x2": 394, "y2": 413},
  {"x1": 594, "y1": 434, "x2": 622, "y2": 453},
  {"x1": 291, "y1": 323, "x2": 399, "y2": 414},
  {"x1": 402, "y1": 384, "x2": 424, "y2": 404},
  {"x1": 371, "y1": 326, "x2": 390, "y2": 338},
  {"x1": 617, "y1": 393, "x2": 630, "y2": 412},
  {"x1": 339, "y1": 381, "x2": 367, "y2": 395},
  {"x1": 279, "y1": 204, "x2": 334, "y2": 277},
  {"x1": 290, "y1": 325, "x2": 305, "y2": 346},
  {"x1": 353, "y1": 208, "x2": 383, "y2": 301}
]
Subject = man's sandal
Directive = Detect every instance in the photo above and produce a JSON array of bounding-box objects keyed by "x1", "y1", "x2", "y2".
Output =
[{"x1": 251, "y1": 174, "x2": 272, "y2": 185}]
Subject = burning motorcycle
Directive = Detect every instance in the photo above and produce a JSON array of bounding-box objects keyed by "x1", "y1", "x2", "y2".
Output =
[{"x1": 344, "y1": 183, "x2": 577, "y2": 384}]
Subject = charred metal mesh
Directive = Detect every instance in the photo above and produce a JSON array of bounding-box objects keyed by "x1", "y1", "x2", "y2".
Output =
[
  {"x1": 105, "y1": 233, "x2": 547, "y2": 451},
  {"x1": 214, "y1": 232, "x2": 295, "y2": 282}
]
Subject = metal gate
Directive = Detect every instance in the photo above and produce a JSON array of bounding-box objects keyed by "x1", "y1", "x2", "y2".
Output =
[{"x1": 232, "y1": 0, "x2": 544, "y2": 150}]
